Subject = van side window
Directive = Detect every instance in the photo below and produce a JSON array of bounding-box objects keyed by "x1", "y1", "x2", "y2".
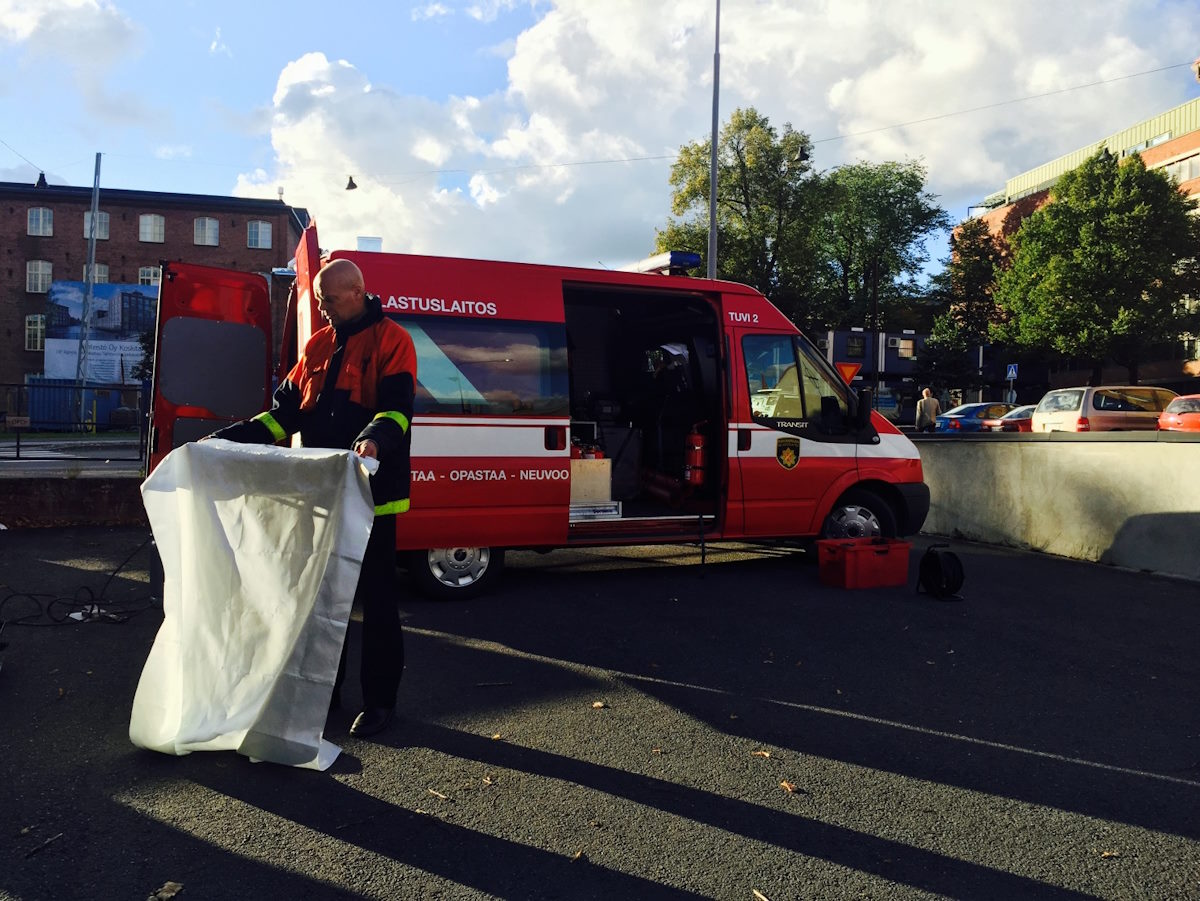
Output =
[
  {"x1": 743, "y1": 334, "x2": 849, "y2": 423},
  {"x1": 399, "y1": 316, "x2": 569, "y2": 416},
  {"x1": 744, "y1": 335, "x2": 803, "y2": 420}
]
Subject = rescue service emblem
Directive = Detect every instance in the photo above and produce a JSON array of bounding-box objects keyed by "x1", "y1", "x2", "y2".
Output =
[{"x1": 776, "y1": 437, "x2": 800, "y2": 470}]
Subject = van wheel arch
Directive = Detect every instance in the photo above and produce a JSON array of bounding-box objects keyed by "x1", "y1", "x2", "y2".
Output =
[
  {"x1": 406, "y1": 547, "x2": 505, "y2": 600},
  {"x1": 822, "y1": 486, "x2": 899, "y2": 539}
]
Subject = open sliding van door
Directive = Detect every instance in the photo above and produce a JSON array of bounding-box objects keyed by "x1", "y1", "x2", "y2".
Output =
[{"x1": 146, "y1": 262, "x2": 274, "y2": 473}]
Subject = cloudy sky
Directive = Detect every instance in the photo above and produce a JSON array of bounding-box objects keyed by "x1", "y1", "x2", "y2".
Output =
[{"x1": 2, "y1": 0, "x2": 1198, "y2": 271}]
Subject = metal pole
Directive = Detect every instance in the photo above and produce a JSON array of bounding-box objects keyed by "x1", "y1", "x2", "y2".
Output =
[
  {"x1": 706, "y1": 0, "x2": 720, "y2": 280},
  {"x1": 871, "y1": 259, "x2": 881, "y2": 406},
  {"x1": 76, "y1": 154, "x2": 100, "y2": 429},
  {"x1": 77, "y1": 153, "x2": 101, "y2": 389}
]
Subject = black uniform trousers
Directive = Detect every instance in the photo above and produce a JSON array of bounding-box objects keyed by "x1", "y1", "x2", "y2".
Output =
[{"x1": 334, "y1": 513, "x2": 405, "y2": 709}]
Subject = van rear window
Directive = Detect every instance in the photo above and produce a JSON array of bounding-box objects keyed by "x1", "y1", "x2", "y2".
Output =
[
  {"x1": 1039, "y1": 390, "x2": 1084, "y2": 413},
  {"x1": 396, "y1": 316, "x2": 568, "y2": 416}
]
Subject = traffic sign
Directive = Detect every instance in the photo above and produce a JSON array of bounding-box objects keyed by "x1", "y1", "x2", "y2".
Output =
[
  {"x1": 834, "y1": 362, "x2": 862, "y2": 384},
  {"x1": 1006, "y1": 363, "x2": 1018, "y2": 381}
]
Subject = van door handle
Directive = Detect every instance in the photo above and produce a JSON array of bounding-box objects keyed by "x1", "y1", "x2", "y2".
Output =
[
  {"x1": 545, "y1": 425, "x2": 567, "y2": 451},
  {"x1": 737, "y1": 429, "x2": 751, "y2": 451}
]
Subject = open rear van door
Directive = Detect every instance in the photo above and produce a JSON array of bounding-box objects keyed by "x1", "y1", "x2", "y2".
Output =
[{"x1": 146, "y1": 262, "x2": 274, "y2": 472}]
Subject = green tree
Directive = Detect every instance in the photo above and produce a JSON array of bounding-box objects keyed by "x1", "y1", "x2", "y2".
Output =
[
  {"x1": 131, "y1": 324, "x2": 155, "y2": 383},
  {"x1": 915, "y1": 216, "x2": 1005, "y2": 390},
  {"x1": 993, "y1": 150, "x2": 1200, "y2": 383},
  {"x1": 809, "y1": 160, "x2": 951, "y2": 331},
  {"x1": 941, "y1": 216, "x2": 1005, "y2": 344},
  {"x1": 655, "y1": 107, "x2": 824, "y2": 327}
]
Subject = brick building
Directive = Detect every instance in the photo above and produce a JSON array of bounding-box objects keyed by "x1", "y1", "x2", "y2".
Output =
[
  {"x1": 968, "y1": 95, "x2": 1200, "y2": 389},
  {"x1": 1, "y1": 179, "x2": 308, "y2": 386},
  {"x1": 975, "y1": 95, "x2": 1200, "y2": 241}
]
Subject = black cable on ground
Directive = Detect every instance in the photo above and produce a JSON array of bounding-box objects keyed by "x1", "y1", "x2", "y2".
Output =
[{"x1": 0, "y1": 535, "x2": 159, "y2": 629}]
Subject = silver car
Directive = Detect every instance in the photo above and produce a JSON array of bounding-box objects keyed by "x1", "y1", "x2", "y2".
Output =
[{"x1": 1031, "y1": 386, "x2": 1178, "y2": 432}]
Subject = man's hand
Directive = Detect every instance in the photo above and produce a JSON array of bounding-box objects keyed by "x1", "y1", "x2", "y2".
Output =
[{"x1": 354, "y1": 439, "x2": 379, "y2": 459}]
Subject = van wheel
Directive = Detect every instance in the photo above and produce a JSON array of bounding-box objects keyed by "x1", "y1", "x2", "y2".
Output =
[
  {"x1": 408, "y1": 547, "x2": 504, "y2": 600},
  {"x1": 823, "y1": 488, "x2": 897, "y2": 539}
]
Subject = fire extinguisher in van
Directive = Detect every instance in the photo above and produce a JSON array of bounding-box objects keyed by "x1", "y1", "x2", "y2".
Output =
[{"x1": 683, "y1": 423, "x2": 707, "y2": 486}]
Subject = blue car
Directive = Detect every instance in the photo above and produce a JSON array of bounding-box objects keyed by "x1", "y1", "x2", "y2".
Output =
[{"x1": 935, "y1": 402, "x2": 1019, "y2": 433}]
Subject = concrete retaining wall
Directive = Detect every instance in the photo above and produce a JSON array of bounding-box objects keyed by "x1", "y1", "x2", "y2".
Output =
[
  {"x1": 4, "y1": 436, "x2": 1198, "y2": 581},
  {"x1": 917, "y1": 432, "x2": 1200, "y2": 581}
]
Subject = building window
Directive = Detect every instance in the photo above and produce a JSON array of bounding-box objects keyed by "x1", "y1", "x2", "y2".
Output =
[
  {"x1": 25, "y1": 314, "x2": 46, "y2": 352},
  {"x1": 28, "y1": 207, "x2": 53, "y2": 236},
  {"x1": 139, "y1": 214, "x2": 165, "y2": 243},
  {"x1": 26, "y1": 259, "x2": 52, "y2": 293},
  {"x1": 139, "y1": 266, "x2": 161, "y2": 286},
  {"x1": 846, "y1": 334, "x2": 865, "y2": 359},
  {"x1": 247, "y1": 220, "x2": 272, "y2": 249},
  {"x1": 1163, "y1": 154, "x2": 1200, "y2": 184},
  {"x1": 194, "y1": 217, "x2": 219, "y2": 246},
  {"x1": 82, "y1": 263, "x2": 109, "y2": 283},
  {"x1": 83, "y1": 210, "x2": 110, "y2": 240}
]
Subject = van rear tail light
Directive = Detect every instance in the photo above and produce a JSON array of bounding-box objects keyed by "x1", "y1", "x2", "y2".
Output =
[{"x1": 1076, "y1": 418, "x2": 1090, "y2": 431}]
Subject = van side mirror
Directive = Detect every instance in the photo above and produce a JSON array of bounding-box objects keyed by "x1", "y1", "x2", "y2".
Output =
[
  {"x1": 820, "y1": 395, "x2": 844, "y2": 432},
  {"x1": 855, "y1": 388, "x2": 872, "y2": 430}
]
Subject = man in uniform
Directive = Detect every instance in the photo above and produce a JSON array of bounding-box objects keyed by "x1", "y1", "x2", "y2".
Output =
[{"x1": 209, "y1": 258, "x2": 416, "y2": 738}]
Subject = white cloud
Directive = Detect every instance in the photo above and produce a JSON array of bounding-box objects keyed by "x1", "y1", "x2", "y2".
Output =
[
  {"x1": 209, "y1": 26, "x2": 231, "y2": 57},
  {"x1": 411, "y1": 135, "x2": 451, "y2": 166},
  {"x1": 0, "y1": 0, "x2": 150, "y2": 124},
  {"x1": 411, "y1": 3, "x2": 451, "y2": 21},
  {"x1": 465, "y1": 0, "x2": 527, "y2": 23},
  {"x1": 238, "y1": 0, "x2": 1200, "y2": 268},
  {"x1": 469, "y1": 173, "x2": 502, "y2": 206},
  {"x1": 154, "y1": 144, "x2": 193, "y2": 160}
]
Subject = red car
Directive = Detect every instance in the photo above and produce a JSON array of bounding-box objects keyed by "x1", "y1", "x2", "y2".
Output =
[
  {"x1": 1158, "y1": 394, "x2": 1200, "y2": 431},
  {"x1": 981, "y1": 404, "x2": 1036, "y2": 432}
]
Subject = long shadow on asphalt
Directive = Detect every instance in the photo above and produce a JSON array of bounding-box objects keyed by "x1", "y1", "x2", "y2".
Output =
[
  {"x1": 398, "y1": 540, "x2": 1200, "y2": 842},
  {"x1": 168, "y1": 719, "x2": 1096, "y2": 901},
  {"x1": 181, "y1": 749, "x2": 713, "y2": 901}
]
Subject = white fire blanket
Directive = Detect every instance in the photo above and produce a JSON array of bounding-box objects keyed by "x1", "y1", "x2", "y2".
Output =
[{"x1": 130, "y1": 439, "x2": 378, "y2": 770}]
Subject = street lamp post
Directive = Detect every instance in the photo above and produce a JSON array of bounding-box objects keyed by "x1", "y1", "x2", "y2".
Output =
[{"x1": 707, "y1": 0, "x2": 720, "y2": 280}]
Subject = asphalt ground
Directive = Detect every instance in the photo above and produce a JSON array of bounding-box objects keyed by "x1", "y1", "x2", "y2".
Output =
[{"x1": 1, "y1": 528, "x2": 1198, "y2": 900}]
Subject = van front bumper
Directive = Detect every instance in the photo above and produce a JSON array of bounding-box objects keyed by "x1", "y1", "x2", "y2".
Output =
[{"x1": 897, "y1": 482, "x2": 931, "y2": 535}]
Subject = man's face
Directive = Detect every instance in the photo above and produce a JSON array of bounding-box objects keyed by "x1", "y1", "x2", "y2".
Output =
[{"x1": 315, "y1": 278, "x2": 363, "y2": 327}]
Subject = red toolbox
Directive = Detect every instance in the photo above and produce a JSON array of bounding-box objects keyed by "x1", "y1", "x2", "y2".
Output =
[{"x1": 817, "y1": 538, "x2": 911, "y2": 589}]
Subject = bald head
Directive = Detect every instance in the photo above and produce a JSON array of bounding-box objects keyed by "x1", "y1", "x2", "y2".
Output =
[{"x1": 314, "y1": 259, "x2": 367, "y2": 328}]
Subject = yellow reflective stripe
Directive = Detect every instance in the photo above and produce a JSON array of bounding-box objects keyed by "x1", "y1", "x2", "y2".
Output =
[
  {"x1": 253, "y1": 411, "x2": 287, "y2": 442},
  {"x1": 373, "y1": 410, "x2": 410, "y2": 433},
  {"x1": 374, "y1": 499, "x2": 410, "y2": 516}
]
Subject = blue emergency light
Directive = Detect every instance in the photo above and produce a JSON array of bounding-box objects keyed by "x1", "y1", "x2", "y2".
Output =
[{"x1": 619, "y1": 251, "x2": 703, "y2": 275}]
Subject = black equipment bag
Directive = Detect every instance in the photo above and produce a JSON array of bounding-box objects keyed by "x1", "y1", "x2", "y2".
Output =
[{"x1": 917, "y1": 544, "x2": 964, "y2": 600}]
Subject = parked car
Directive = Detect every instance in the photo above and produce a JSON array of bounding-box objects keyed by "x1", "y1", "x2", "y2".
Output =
[
  {"x1": 981, "y1": 404, "x2": 1036, "y2": 432},
  {"x1": 1158, "y1": 394, "x2": 1200, "y2": 432},
  {"x1": 934, "y1": 402, "x2": 1019, "y2": 433},
  {"x1": 1031, "y1": 386, "x2": 1178, "y2": 432}
]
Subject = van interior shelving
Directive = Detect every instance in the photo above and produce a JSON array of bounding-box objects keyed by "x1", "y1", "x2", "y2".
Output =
[{"x1": 563, "y1": 285, "x2": 723, "y2": 538}]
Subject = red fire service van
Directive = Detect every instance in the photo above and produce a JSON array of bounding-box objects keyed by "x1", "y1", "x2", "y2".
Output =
[{"x1": 147, "y1": 225, "x2": 929, "y2": 598}]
